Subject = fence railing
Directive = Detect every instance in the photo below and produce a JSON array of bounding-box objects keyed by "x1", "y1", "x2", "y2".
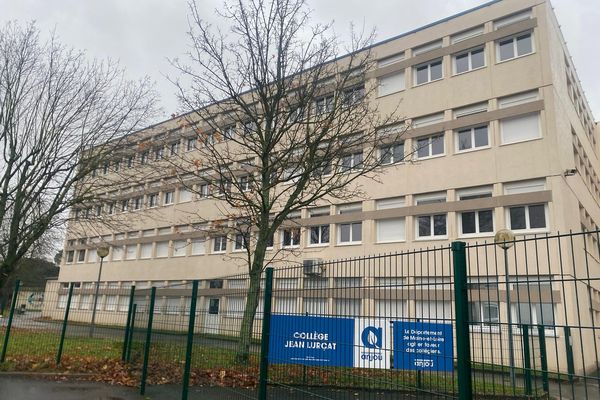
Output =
[{"x1": 1, "y1": 229, "x2": 599, "y2": 399}]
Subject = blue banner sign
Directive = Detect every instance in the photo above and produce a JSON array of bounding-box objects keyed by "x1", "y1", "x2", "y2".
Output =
[
  {"x1": 393, "y1": 321, "x2": 453, "y2": 372},
  {"x1": 268, "y1": 315, "x2": 354, "y2": 367}
]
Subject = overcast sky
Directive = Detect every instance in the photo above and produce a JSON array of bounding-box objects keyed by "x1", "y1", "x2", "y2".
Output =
[{"x1": 1, "y1": 0, "x2": 598, "y2": 123}]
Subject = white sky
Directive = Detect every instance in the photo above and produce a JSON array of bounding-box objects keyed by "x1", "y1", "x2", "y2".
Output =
[{"x1": 1, "y1": 0, "x2": 598, "y2": 123}]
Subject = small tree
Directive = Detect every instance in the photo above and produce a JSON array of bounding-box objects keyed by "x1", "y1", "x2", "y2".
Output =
[
  {"x1": 0, "y1": 22, "x2": 157, "y2": 293},
  {"x1": 172, "y1": 0, "x2": 406, "y2": 363}
]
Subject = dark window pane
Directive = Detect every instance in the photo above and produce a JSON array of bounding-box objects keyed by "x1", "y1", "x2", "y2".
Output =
[
  {"x1": 433, "y1": 214, "x2": 447, "y2": 236},
  {"x1": 516, "y1": 33, "x2": 532, "y2": 56},
  {"x1": 380, "y1": 147, "x2": 392, "y2": 164},
  {"x1": 340, "y1": 224, "x2": 350, "y2": 242},
  {"x1": 516, "y1": 303, "x2": 532, "y2": 325},
  {"x1": 321, "y1": 226, "x2": 330, "y2": 243},
  {"x1": 430, "y1": 60, "x2": 442, "y2": 80},
  {"x1": 458, "y1": 130, "x2": 472, "y2": 150},
  {"x1": 461, "y1": 212, "x2": 476, "y2": 234},
  {"x1": 393, "y1": 143, "x2": 404, "y2": 162},
  {"x1": 416, "y1": 65, "x2": 429, "y2": 84},
  {"x1": 471, "y1": 48, "x2": 485, "y2": 69},
  {"x1": 310, "y1": 227, "x2": 320, "y2": 244},
  {"x1": 509, "y1": 206, "x2": 526, "y2": 230},
  {"x1": 499, "y1": 39, "x2": 514, "y2": 61},
  {"x1": 352, "y1": 223, "x2": 362, "y2": 242},
  {"x1": 417, "y1": 138, "x2": 430, "y2": 158},
  {"x1": 208, "y1": 298, "x2": 220, "y2": 314},
  {"x1": 353, "y1": 152, "x2": 363, "y2": 168},
  {"x1": 478, "y1": 210, "x2": 494, "y2": 232},
  {"x1": 538, "y1": 303, "x2": 554, "y2": 325},
  {"x1": 528, "y1": 204, "x2": 546, "y2": 228},
  {"x1": 474, "y1": 126, "x2": 489, "y2": 147},
  {"x1": 455, "y1": 53, "x2": 469, "y2": 73},
  {"x1": 483, "y1": 302, "x2": 499, "y2": 323},
  {"x1": 418, "y1": 216, "x2": 431, "y2": 237},
  {"x1": 431, "y1": 135, "x2": 444, "y2": 155}
]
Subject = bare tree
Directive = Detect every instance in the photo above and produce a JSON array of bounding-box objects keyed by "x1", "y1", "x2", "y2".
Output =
[
  {"x1": 0, "y1": 22, "x2": 157, "y2": 294},
  {"x1": 171, "y1": 0, "x2": 407, "y2": 363}
]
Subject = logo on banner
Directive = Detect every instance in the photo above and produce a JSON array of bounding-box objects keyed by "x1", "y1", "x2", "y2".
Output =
[
  {"x1": 354, "y1": 319, "x2": 390, "y2": 369},
  {"x1": 361, "y1": 326, "x2": 382, "y2": 349}
]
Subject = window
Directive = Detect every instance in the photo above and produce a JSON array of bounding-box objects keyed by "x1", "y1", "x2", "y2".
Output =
[
  {"x1": 315, "y1": 94, "x2": 334, "y2": 114},
  {"x1": 376, "y1": 197, "x2": 405, "y2": 210},
  {"x1": 95, "y1": 205, "x2": 102, "y2": 216},
  {"x1": 378, "y1": 70, "x2": 405, "y2": 96},
  {"x1": 414, "y1": 193, "x2": 446, "y2": 239},
  {"x1": 340, "y1": 152, "x2": 363, "y2": 172},
  {"x1": 343, "y1": 85, "x2": 365, "y2": 106},
  {"x1": 309, "y1": 225, "x2": 329, "y2": 246},
  {"x1": 186, "y1": 137, "x2": 195, "y2": 151},
  {"x1": 191, "y1": 239, "x2": 205, "y2": 255},
  {"x1": 414, "y1": 59, "x2": 442, "y2": 85},
  {"x1": 413, "y1": 113, "x2": 444, "y2": 128},
  {"x1": 223, "y1": 125, "x2": 235, "y2": 140},
  {"x1": 416, "y1": 134, "x2": 444, "y2": 159},
  {"x1": 132, "y1": 197, "x2": 143, "y2": 210},
  {"x1": 240, "y1": 176, "x2": 251, "y2": 192},
  {"x1": 209, "y1": 279, "x2": 224, "y2": 289},
  {"x1": 200, "y1": 184, "x2": 210, "y2": 198},
  {"x1": 148, "y1": 193, "x2": 159, "y2": 208},
  {"x1": 234, "y1": 233, "x2": 249, "y2": 251},
  {"x1": 226, "y1": 297, "x2": 245, "y2": 318},
  {"x1": 140, "y1": 243, "x2": 152, "y2": 259},
  {"x1": 107, "y1": 202, "x2": 115, "y2": 215},
  {"x1": 121, "y1": 199, "x2": 129, "y2": 212},
  {"x1": 460, "y1": 210, "x2": 494, "y2": 235},
  {"x1": 497, "y1": 32, "x2": 533, "y2": 62},
  {"x1": 217, "y1": 180, "x2": 232, "y2": 196},
  {"x1": 229, "y1": 279, "x2": 248, "y2": 289},
  {"x1": 169, "y1": 142, "x2": 179, "y2": 156},
  {"x1": 213, "y1": 236, "x2": 227, "y2": 253},
  {"x1": 164, "y1": 191, "x2": 174, "y2": 205},
  {"x1": 66, "y1": 250, "x2": 74, "y2": 263},
  {"x1": 282, "y1": 228, "x2": 300, "y2": 248},
  {"x1": 508, "y1": 204, "x2": 547, "y2": 231},
  {"x1": 469, "y1": 301, "x2": 500, "y2": 326},
  {"x1": 303, "y1": 298, "x2": 328, "y2": 315},
  {"x1": 453, "y1": 47, "x2": 485, "y2": 74},
  {"x1": 126, "y1": 156, "x2": 134, "y2": 168},
  {"x1": 454, "y1": 102, "x2": 488, "y2": 118},
  {"x1": 155, "y1": 241, "x2": 169, "y2": 258},
  {"x1": 154, "y1": 147, "x2": 163, "y2": 160},
  {"x1": 208, "y1": 298, "x2": 220, "y2": 315},
  {"x1": 504, "y1": 179, "x2": 545, "y2": 195},
  {"x1": 140, "y1": 151, "x2": 148, "y2": 165},
  {"x1": 179, "y1": 188, "x2": 193, "y2": 202},
  {"x1": 380, "y1": 142, "x2": 405, "y2": 164},
  {"x1": 456, "y1": 125, "x2": 489, "y2": 152},
  {"x1": 77, "y1": 249, "x2": 86, "y2": 263},
  {"x1": 243, "y1": 121, "x2": 257, "y2": 135},
  {"x1": 500, "y1": 113, "x2": 540, "y2": 144},
  {"x1": 112, "y1": 246, "x2": 123, "y2": 261},
  {"x1": 172, "y1": 240, "x2": 187, "y2": 257},
  {"x1": 376, "y1": 218, "x2": 405, "y2": 243},
  {"x1": 125, "y1": 245, "x2": 137, "y2": 260},
  {"x1": 338, "y1": 222, "x2": 362, "y2": 244},
  {"x1": 103, "y1": 162, "x2": 109, "y2": 174}
]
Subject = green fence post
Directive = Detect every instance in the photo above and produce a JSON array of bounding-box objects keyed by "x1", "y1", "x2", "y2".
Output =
[
  {"x1": 564, "y1": 326, "x2": 575, "y2": 383},
  {"x1": 140, "y1": 287, "x2": 156, "y2": 395},
  {"x1": 181, "y1": 280, "x2": 199, "y2": 400},
  {"x1": 538, "y1": 325, "x2": 549, "y2": 393},
  {"x1": 126, "y1": 304, "x2": 137, "y2": 363},
  {"x1": 522, "y1": 324, "x2": 532, "y2": 396},
  {"x1": 122, "y1": 285, "x2": 136, "y2": 361},
  {"x1": 1, "y1": 280, "x2": 20, "y2": 363},
  {"x1": 258, "y1": 267, "x2": 274, "y2": 400},
  {"x1": 56, "y1": 283, "x2": 75, "y2": 365},
  {"x1": 452, "y1": 241, "x2": 473, "y2": 400}
]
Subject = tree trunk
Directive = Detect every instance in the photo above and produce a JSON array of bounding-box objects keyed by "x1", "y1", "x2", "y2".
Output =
[{"x1": 234, "y1": 240, "x2": 268, "y2": 364}]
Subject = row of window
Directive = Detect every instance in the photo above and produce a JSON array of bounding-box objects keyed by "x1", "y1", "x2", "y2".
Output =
[{"x1": 66, "y1": 179, "x2": 549, "y2": 263}]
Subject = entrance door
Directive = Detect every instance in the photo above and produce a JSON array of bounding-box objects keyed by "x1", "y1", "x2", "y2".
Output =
[{"x1": 203, "y1": 298, "x2": 220, "y2": 334}]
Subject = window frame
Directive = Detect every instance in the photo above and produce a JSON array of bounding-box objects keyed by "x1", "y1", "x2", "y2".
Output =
[
  {"x1": 337, "y1": 222, "x2": 362, "y2": 245},
  {"x1": 281, "y1": 227, "x2": 301, "y2": 248},
  {"x1": 416, "y1": 213, "x2": 448, "y2": 240},
  {"x1": 499, "y1": 112, "x2": 541, "y2": 145},
  {"x1": 308, "y1": 224, "x2": 330, "y2": 247},
  {"x1": 496, "y1": 31, "x2": 534, "y2": 63},
  {"x1": 415, "y1": 134, "x2": 445, "y2": 159},
  {"x1": 164, "y1": 191, "x2": 175, "y2": 205},
  {"x1": 455, "y1": 125, "x2": 490, "y2": 153},
  {"x1": 413, "y1": 58, "x2": 443, "y2": 86},
  {"x1": 458, "y1": 209, "x2": 495, "y2": 237},
  {"x1": 213, "y1": 235, "x2": 227, "y2": 253},
  {"x1": 506, "y1": 203, "x2": 548, "y2": 233},
  {"x1": 452, "y1": 46, "x2": 486, "y2": 75},
  {"x1": 379, "y1": 142, "x2": 405, "y2": 165}
]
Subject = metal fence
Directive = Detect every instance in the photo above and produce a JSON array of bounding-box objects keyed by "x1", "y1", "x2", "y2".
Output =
[{"x1": 1, "y1": 229, "x2": 599, "y2": 399}]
